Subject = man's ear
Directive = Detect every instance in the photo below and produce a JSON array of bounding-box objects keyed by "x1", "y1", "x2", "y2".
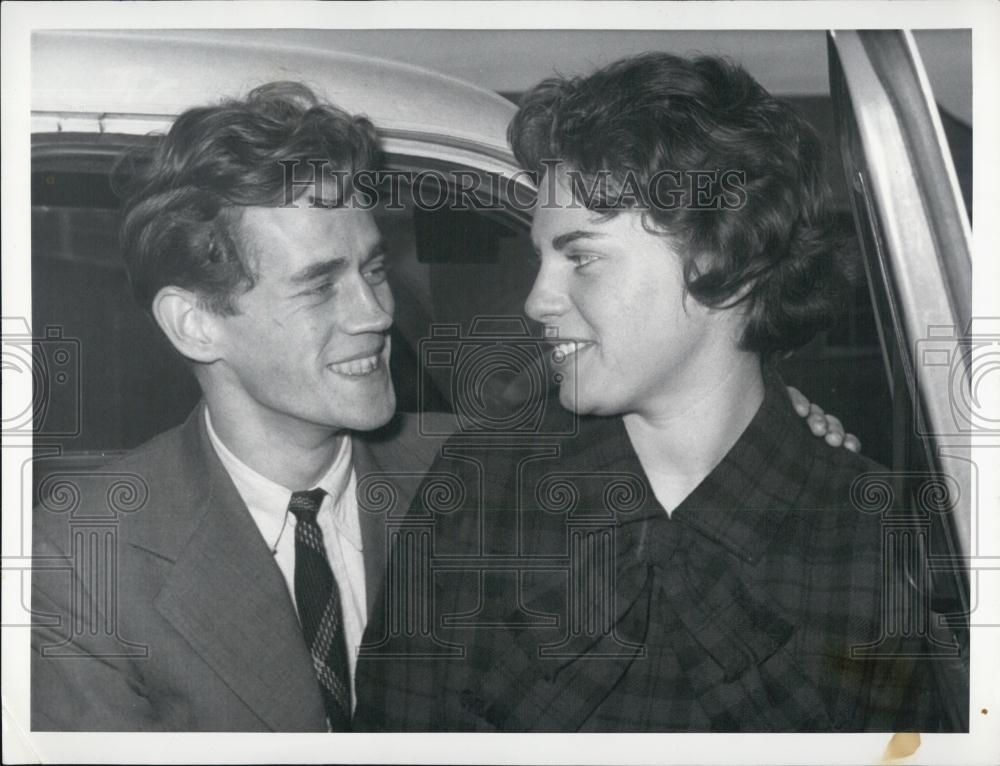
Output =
[{"x1": 151, "y1": 287, "x2": 223, "y2": 364}]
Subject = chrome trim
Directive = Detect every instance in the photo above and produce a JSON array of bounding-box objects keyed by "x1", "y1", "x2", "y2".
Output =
[
  {"x1": 829, "y1": 30, "x2": 972, "y2": 561},
  {"x1": 31, "y1": 113, "x2": 515, "y2": 161},
  {"x1": 903, "y1": 30, "x2": 974, "y2": 265},
  {"x1": 380, "y1": 128, "x2": 514, "y2": 168}
]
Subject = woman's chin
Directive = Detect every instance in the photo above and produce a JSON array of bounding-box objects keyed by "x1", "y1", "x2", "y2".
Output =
[{"x1": 557, "y1": 383, "x2": 599, "y2": 416}]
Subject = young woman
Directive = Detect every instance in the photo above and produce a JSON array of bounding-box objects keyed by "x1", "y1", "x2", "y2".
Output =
[{"x1": 355, "y1": 53, "x2": 941, "y2": 732}]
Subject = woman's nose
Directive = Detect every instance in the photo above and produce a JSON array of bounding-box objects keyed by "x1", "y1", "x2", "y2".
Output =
[{"x1": 524, "y1": 261, "x2": 569, "y2": 323}]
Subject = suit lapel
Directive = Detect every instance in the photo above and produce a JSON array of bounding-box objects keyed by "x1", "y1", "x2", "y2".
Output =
[
  {"x1": 351, "y1": 435, "x2": 388, "y2": 619},
  {"x1": 141, "y1": 406, "x2": 327, "y2": 732}
]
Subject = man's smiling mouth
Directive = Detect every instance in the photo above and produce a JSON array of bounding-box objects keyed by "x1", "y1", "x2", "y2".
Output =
[
  {"x1": 328, "y1": 343, "x2": 388, "y2": 377},
  {"x1": 328, "y1": 353, "x2": 381, "y2": 376}
]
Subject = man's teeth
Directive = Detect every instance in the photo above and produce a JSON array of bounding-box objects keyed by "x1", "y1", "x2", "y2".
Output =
[
  {"x1": 552, "y1": 342, "x2": 588, "y2": 361},
  {"x1": 328, "y1": 354, "x2": 380, "y2": 376}
]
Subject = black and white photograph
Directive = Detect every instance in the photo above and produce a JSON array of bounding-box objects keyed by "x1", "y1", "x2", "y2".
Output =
[{"x1": 2, "y1": 1, "x2": 998, "y2": 764}]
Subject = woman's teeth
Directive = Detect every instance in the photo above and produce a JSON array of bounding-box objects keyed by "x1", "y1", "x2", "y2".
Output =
[
  {"x1": 328, "y1": 354, "x2": 380, "y2": 376},
  {"x1": 552, "y1": 341, "x2": 589, "y2": 362}
]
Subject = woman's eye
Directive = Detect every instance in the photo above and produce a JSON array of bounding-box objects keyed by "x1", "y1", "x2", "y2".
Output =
[{"x1": 568, "y1": 253, "x2": 599, "y2": 269}]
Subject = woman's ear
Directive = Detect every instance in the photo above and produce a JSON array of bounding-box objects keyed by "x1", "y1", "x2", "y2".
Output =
[{"x1": 151, "y1": 287, "x2": 223, "y2": 364}]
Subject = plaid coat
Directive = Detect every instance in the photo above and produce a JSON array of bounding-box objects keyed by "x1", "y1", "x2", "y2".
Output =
[{"x1": 354, "y1": 372, "x2": 962, "y2": 732}]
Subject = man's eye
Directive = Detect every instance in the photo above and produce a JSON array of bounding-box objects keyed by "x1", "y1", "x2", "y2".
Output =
[
  {"x1": 364, "y1": 260, "x2": 389, "y2": 285},
  {"x1": 309, "y1": 281, "x2": 335, "y2": 296}
]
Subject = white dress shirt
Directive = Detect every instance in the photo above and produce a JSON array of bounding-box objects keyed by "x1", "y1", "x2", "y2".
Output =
[{"x1": 204, "y1": 409, "x2": 367, "y2": 710}]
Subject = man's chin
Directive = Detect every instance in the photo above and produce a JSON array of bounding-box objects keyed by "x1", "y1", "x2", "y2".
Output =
[{"x1": 347, "y1": 388, "x2": 397, "y2": 432}]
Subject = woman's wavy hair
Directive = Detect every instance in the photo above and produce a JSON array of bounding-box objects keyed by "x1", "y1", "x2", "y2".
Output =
[
  {"x1": 510, "y1": 53, "x2": 852, "y2": 355},
  {"x1": 118, "y1": 81, "x2": 380, "y2": 315}
]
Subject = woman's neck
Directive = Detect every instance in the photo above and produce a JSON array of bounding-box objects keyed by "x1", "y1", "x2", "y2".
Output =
[{"x1": 623, "y1": 353, "x2": 765, "y2": 513}]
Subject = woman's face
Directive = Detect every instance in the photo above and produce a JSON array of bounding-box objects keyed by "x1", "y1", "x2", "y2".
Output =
[{"x1": 525, "y1": 167, "x2": 728, "y2": 420}]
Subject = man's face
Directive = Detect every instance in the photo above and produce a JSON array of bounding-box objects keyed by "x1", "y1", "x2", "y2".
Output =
[
  {"x1": 525, "y1": 167, "x2": 720, "y2": 420},
  {"x1": 212, "y1": 204, "x2": 396, "y2": 435}
]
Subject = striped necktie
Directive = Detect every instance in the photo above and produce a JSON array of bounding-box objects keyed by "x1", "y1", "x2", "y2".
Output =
[{"x1": 288, "y1": 488, "x2": 352, "y2": 731}]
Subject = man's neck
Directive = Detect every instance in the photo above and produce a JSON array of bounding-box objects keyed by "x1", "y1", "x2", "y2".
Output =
[
  {"x1": 623, "y1": 352, "x2": 765, "y2": 513},
  {"x1": 202, "y1": 393, "x2": 345, "y2": 491}
]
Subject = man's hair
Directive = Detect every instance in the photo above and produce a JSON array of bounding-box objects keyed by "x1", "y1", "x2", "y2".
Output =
[
  {"x1": 509, "y1": 53, "x2": 851, "y2": 355},
  {"x1": 119, "y1": 81, "x2": 380, "y2": 315}
]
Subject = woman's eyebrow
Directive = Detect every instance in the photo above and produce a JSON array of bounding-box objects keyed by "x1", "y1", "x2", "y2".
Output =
[{"x1": 550, "y1": 230, "x2": 605, "y2": 251}]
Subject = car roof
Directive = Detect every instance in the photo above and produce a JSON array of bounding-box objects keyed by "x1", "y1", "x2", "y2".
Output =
[{"x1": 32, "y1": 30, "x2": 520, "y2": 173}]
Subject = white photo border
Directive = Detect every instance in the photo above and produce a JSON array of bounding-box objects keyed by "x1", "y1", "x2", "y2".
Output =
[{"x1": 3, "y1": 2, "x2": 998, "y2": 764}]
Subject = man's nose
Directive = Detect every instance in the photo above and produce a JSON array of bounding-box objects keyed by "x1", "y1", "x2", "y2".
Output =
[
  {"x1": 342, "y1": 277, "x2": 393, "y2": 334},
  {"x1": 524, "y1": 261, "x2": 568, "y2": 323}
]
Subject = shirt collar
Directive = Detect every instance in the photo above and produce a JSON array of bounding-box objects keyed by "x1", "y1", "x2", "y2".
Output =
[
  {"x1": 317, "y1": 437, "x2": 363, "y2": 551},
  {"x1": 204, "y1": 409, "x2": 362, "y2": 551}
]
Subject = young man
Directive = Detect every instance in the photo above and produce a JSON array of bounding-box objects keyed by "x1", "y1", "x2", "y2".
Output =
[
  {"x1": 354, "y1": 54, "x2": 950, "y2": 732},
  {"x1": 29, "y1": 82, "x2": 448, "y2": 732}
]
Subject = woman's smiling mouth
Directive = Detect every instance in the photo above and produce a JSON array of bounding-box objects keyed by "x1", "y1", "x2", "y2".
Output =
[{"x1": 551, "y1": 340, "x2": 595, "y2": 363}]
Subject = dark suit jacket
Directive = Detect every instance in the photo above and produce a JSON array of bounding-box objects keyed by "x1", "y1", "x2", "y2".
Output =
[
  {"x1": 31, "y1": 405, "x2": 450, "y2": 731},
  {"x1": 354, "y1": 374, "x2": 962, "y2": 732}
]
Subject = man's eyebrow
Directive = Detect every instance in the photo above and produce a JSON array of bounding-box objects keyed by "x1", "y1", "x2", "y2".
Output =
[
  {"x1": 286, "y1": 241, "x2": 388, "y2": 285},
  {"x1": 361, "y1": 240, "x2": 388, "y2": 264},
  {"x1": 287, "y1": 258, "x2": 348, "y2": 285},
  {"x1": 550, "y1": 230, "x2": 606, "y2": 251}
]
